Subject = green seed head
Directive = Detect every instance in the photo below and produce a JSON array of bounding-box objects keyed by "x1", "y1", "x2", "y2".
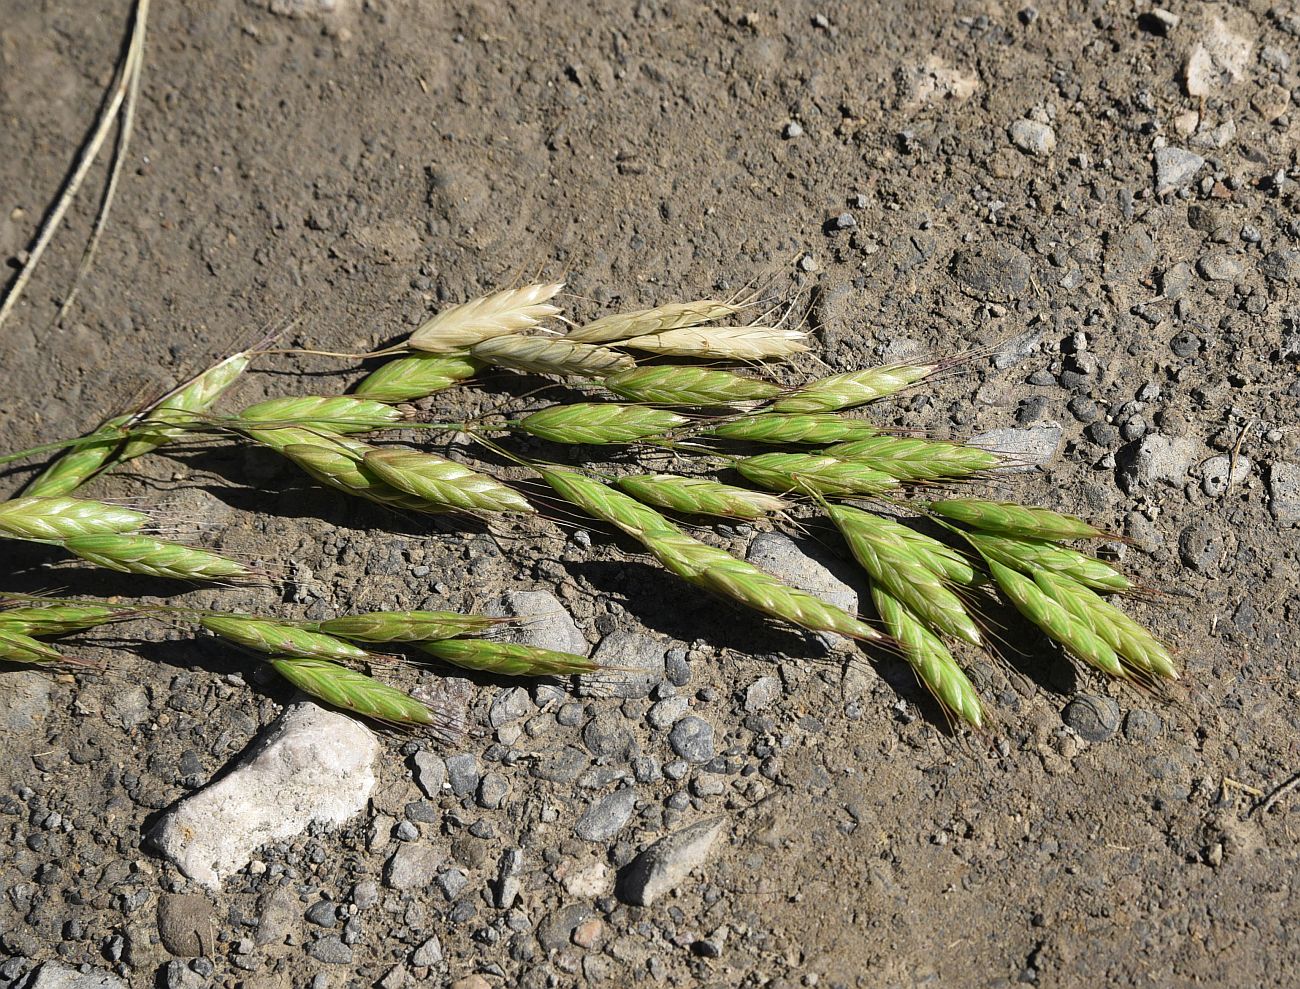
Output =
[
  {"x1": 603, "y1": 366, "x2": 781, "y2": 406},
  {"x1": 120, "y1": 353, "x2": 252, "y2": 460},
  {"x1": 540, "y1": 468, "x2": 682, "y2": 539},
  {"x1": 615, "y1": 474, "x2": 787, "y2": 519},
  {"x1": 0, "y1": 628, "x2": 70, "y2": 665},
  {"x1": 0, "y1": 496, "x2": 149, "y2": 541},
  {"x1": 63, "y1": 534, "x2": 251, "y2": 581},
  {"x1": 734, "y1": 453, "x2": 899, "y2": 497},
  {"x1": 280, "y1": 443, "x2": 449, "y2": 512},
  {"x1": 237, "y1": 396, "x2": 403, "y2": 434},
  {"x1": 827, "y1": 436, "x2": 1001, "y2": 481},
  {"x1": 419, "y1": 638, "x2": 598, "y2": 676},
  {"x1": 317, "y1": 611, "x2": 500, "y2": 643},
  {"x1": 568, "y1": 299, "x2": 743, "y2": 343},
  {"x1": 201, "y1": 615, "x2": 371, "y2": 662},
  {"x1": 23, "y1": 416, "x2": 132, "y2": 497},
  {"x1": 706, "y1": 413, "x2": 880, "y2": 446},
  {"x1": 961, "y1": 532, "x2": 1130, "y2": 592},
  {"x1": 0, "y1": 603, "x2": 124, "y2": 637},
  {"x1": 363, "y1": 449, "x2": 534, "y2": 514},
  {"x1": 928, "y1": 498, "x2": 1105, "y2": 541},
  {"x1": 270, "y1": 657, "x2": 437, "y2": 725},
  {"x1": 774, "y1": 364, "x2": 935, "y2": 413},
  {"x1": 353, "y1": 353, "x2": 483, "y2": 403},
  {"x1": 519, "y1": 404, "x2": 689, "y2": 445}
]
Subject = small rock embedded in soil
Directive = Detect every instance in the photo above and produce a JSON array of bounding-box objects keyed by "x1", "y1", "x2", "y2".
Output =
[
  {"x1": 2, "y1": 671, "x2": 52, "y2": 732},
  {"x1": 668, "y1": 716, "x2": 715, "y2": 763},
  {"x1": 1008, "y1": 118, "x2": 1056, "y2": 156},
  {"x1": 487, "y1": 590, "x2": 589, "y2": 656},
  {"x1": 951, "y1": 242, "x2": 1032, "y2": 300},
  {"x1": 744, "y1": 675, "x2": 782, "y2": 712},
  {"x1": 616, "y1": 816, "x2": 728, "y2": 906},
  {"x1": 575, "y1": 787, "x2": 638, "y2": 841},
  {"x1": 149, "y1": 702, "x2": 380, "y2": 889},
  {"x1": 24, "y1": 962, "x2": 127, "y2": 989},
  {"x1": 576, "y1": 630, "x2": 667, "y2": 699},
  {"x1": 1062, "y1": 695, "x2": 1121, "y2": 742},
  {"x1": 969, "y1": 422, "x2": 1062, "y2": 471},
  {"x1": 1267, "y1": 462, "x2": 1300, "y2": 524},
  {"x1": 156, "y1": 893, "x2": 214, "y2": 956},
  {"x1": 1116, "y1": 434, "x2": 1200, "y2": 493},
  {"x1": 385, "y1": 843, "x2": 443, "y2": 890},
  {"x1": 1154, "y1": 146, "x2": 1205, "y2": 194},
  {"x1": 1178, "y1": 521, "x2": 1226, "y2": 572}
]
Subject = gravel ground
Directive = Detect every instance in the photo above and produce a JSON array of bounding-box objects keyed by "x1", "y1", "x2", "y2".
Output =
[{"x1": 2, "y1": 2, "x2": 1299, "y2": 987}]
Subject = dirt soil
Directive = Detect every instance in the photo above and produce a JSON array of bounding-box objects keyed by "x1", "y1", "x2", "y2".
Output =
[{"x1": 3, "y1": 1, "x2": 1300, "y2": 987}]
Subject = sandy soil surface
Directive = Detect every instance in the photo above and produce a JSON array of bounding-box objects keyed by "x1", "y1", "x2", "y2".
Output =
[{"x1": 2, "y1": 1, "x2": 1299, "y2": 987}]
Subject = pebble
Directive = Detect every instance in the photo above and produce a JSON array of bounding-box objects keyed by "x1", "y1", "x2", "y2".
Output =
[
  {"x1": 1267, "y1": 462, "x2": 1300, "y2": 524},
  {"x1": 254, "y1": 886, "x2": 299, "y2": 947},
  {"x1": 412, "y1": 751, "x2": 447, "y2": 798},
  {"x1": 969, "y1": 422, "x2": 1062, "y2": 471},
  {"x1": 1177, "y1": 521, "x2": 1225, "y2": 572},
  {"x1": 1154, "y1": 146, "x2": 1205, "y2": 194},
  {"x1": 2, "y1": 671, "x2": 53, "y2": 732},
  {"x1": 488, "y1": 687, "x2": 533, "y2": 728},
  {"x1": 1116, "y1": 434, "x2": 1199, "y2": 494},
  {"x1": 616, "y1": 816, "x2": 728, "y2": 906},
  {"x1": 743, "y1": 676, "x2": 781, "y2": 713},
  {"x1": 1260, "y1": 249, "x2": 1300, "y2": 285},
  {"x1": 487, "y1": 590, "x2": 589, "y2": 656},
  {"x1": 23, "y1": 962, "x2": 127, "y2": 989},
  {"x1": 1197, "y1": 253, "x2": 1245, "y2": 282},
  {"x1": 668, "y1": 716, "x2": 715, "y2": 763},
  {"x1": 446, "y1": 753, "x2": 481, "y2": 797},
  {"x1": 576, "y1": 630, "x2": 667, "y2": 699},
  {"x1": 1062, "y1": 695, "x2": 1121, "y2": 742},
  {"x1": 575, "y1": 788, "x2": 638, "y2": 841},
  {"x1": 647, "y1": 696, "x2": 689, "y2": 730},
  {"x1": 783, "y1": 120, "x2": 803, "y2": 139},
  {"x1": 1199, "y1": 454, "x2": 1251, "y2": 497},
  {"x1": 582, "y1": 711, "x2": 634, "y2": 760},
  {"x1": 1123, "y1": 709, "x2": 1163, "y2": 743},
  {"x1": 1008, "y1": 118, "x2": 1056, "y2": 156},
  {"x1": 538, "y1": 904, "x2": 595, "y2": 952},
  {"x1": 477, "y1": 772, "x2": 510, "y2": 809},
  {"x1": 951, "y1": 242, "x2": 1032, "y2": 300},
  {"x1": 156, "y1": 893, "x2": 214, "y2": 956},
  {"x1": 149, "y1": 703, "x2": 380, "y2": 889},
  {"x1": 411, "y1": 935, "x2": 443, "y2": 966},
  {"x1": 351, "y1": 879, "x2": 380, "y2": 910},
  {"x1": 305, "y1": 900, "x2": 339, "y2": 927},
  {"x1": 560, "y1": 859, "x2": 611, "y2": 898},
  {"x1": 104, "y1": 684, "x2": 151, "y2": 729},
  {"x1": 308, "y1": 936, "x2": 353, "y2": 965},
  {"x1": 385, "y1": 843, "x2": 443, "y2": 890}
]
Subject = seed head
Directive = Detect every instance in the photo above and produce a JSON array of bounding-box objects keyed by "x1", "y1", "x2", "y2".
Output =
[
  {"x1": 0, "y1": 496, "x2": 149, "y2": 541},
  {"x1": 519, "y1": 403, "x2": 689, "y2": 445},
  {"x1": 603, "y1": 365, "x2": 781, "y2": 405},
  {"x1": 471, "y1": 336, "x2": 634, "y2": 377},
  {"x1": 568, "y1": 299, "x2": 743, "y2": 343},
  {"x1": 408, "y1": 283, "x2": 564, "y2": 353},
  {"x1": 270, "y1": 657, "x2": 439, "y2": 726},
  {"x1": 419, "y1": 639, "x2": 598, "y2": 676},
  {"x1": 353, "y1": 353, "x2": 483, "y2": 403},
  {"x1": 201, "y1": 615, "x2": 372, "y2": 662},
  {"x1": 774, "y1": 364, "x2": 935, "y2": 413},
  {"x1": 615, "y1": 474, "x2": 787, "y2": 519},
  {"x1": 734, "y1": 453, "x2": 899, "y2": 497}
]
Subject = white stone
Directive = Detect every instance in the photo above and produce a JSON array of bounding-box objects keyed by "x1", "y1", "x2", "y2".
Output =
[
  {"x1": 25, "y1": 962, "x2": 126, "y2": 989},
  {"x1": 1154, "y1": 147, "x2": 1205, "y2": 194},
  {"x1": 149, "y1": 702, "x2": 380, "y2": 889},
  {"x1": 1009, "y1": 119, "x2": 1056, "y2": 157},
  {"x1": 970, "y1": 422, "x2": 1063, "y2": 471}
]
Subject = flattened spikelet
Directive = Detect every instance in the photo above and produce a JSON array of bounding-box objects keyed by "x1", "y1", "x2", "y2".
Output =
[
  {"x1": 774, "y1": 363, "x2": 935, "y2": 413},
  {"x1": 63, "y1": 534, "x2": 251, "y2": 581},
  {"x1": 279, "y1": 443, "x2": 442, "y2": 512},
  {"x1": 871, "y1": 586, "x2": 983, "y2": 728},
  {"x1": 707, "y1": 413, "x2": 879, "y2": 446},
  {"x1": 928, "y1": 498, "x2": 1105, "y2": 541},
  {"x1": 353, "y1": 353, "x2": 483, "y2": 403},
  {"x1": 735, "y1": 453, "x2": 899, "y2": 496},
  {"x1": 237, "y1": 396, "x2": 402, "y2": 433},
  {"x1": 962, "y1": 532, "x2": 1130, "y2": 592},
  {"x1": 568, "y1": 300, "x2": 742, "y2": 343},
  {"x1": 1032, "y1": 571, "x2": 1176, "y2": 679},
  {"x1": 864, "y1": 515, "x2": 980, "y2": 586},
  {"x1": 120, "y1": 352, "x2": 251, "y2": 459},
  {"x1": 618, "y1": 325, "x2": 809, "y2": 360},
  {"x1": 830, "y1": 506, "x2": 981, "y2": 646},
  {"x1": 201, "y1": 615, "x2": 371, "y2": 662},
  {"x1": 0, "y1": 628, "x2": 68, "y2": 665},
  {"x1": 420, "y1": 639, "x2": 598, "y2": 676},
  {"x1": 408, "y1": 282, "x2": 564, "y2": 353},
  {"x1": 471, "y1": 336, "x2": 633, "y2": 377},
  {"x1": 363, "y1": 449, "x2": 534, "y2": 514},
  {"x1": 984, "y1": 559, "x2": 1124, "y2": 677},
  {"x1": 0, "y1": 496, "x2": 148, "y2": 541},
  {"x1": 23, "y1": 415, "x2": 131, "y2": 497},
  {"x1": 317, "y1": 611, "x2": 500, "y2": 643},
  {"x1": 603, "y1": 365, "x2": 781, "y2": 405},
  {"x1": 270, "y1": 657, "x2": 436, "y2": 725},
  {"x1": 827, "y1": 436, "x2": 1001, "y2": 481},
  {"x1": 541, "y1": 468, "x2": 680, "y2": 539},
  {"x1": 519, "y1": 404, "x2": 689, "y2": 445},
  {"x1": 615, "y1": 474, "x2": 787, "y2": 519},
  {"x1": 0, "y1": 603, "x2": 124, "y2": 636}
]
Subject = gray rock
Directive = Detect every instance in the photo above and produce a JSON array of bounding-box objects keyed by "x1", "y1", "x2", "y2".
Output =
[
  {"x1": 1116, "y1": 434, "x2": 1200, "y2": 493},
  {"x1": 308, "y1": 936, "x2": 352, "y2": 964},
  {"x1": 745, "y1": 532, "x2": 859, "y2": 620},
  {"x1": 1197, "y1": 253, "x2": 1245, "y2": 282},
  {"x1": 2, "y1": 671, "x2": 52, "y2": 732},
  {"x1": 1198, "y1": 454, "x2": 1251, "y2": 497},
  {"x1": 156, "y1": 893, "x2": 214, "y2": 956},
  {"x1": 149, "y1": 702, "x2": 380, "y2": 889},
  {"x1": 104, "y1": 684, "x2": 151, "y2": 729},
  {"x1": 385, "y1": 843, "x2": 443, "y2": 890},
  {"x1": 1160, "y1": 261, "x2": 1195, "y2": 300},
  {"x1": 254, "y1": 885, "x2": 299, "y2": 947},
  {"x1": 488, "y1": 687, "x2": 532, "y2": 728},
  {"x1": 616, "y1": 817, "x2": 728, "y2": 906},
  {"x1": 1062, "y1": 695, "x2": 1121, "y2": 742},
  {"x1": 532, "y1": 744, "x2": 591, "y2": 783},
  {"x1": 1177, "y1": 522, "x2": 1225, "y2": 572},
  {"x1": 951, "y1": 242, "x2": 1032, "y2": 300},
  {"x1": 351, "y1": 879, "x2": 380, "y2": 910},
  {"x1": 305, "y1": 900, "x2": 339, "y2": 927},
  {"x1": 1154, "y1": 146, "x2": 1205, "y2": 193},
  {"x1": 576, "y1": 630, "x2": 667, "y2": 699},
  {"x1": 1008, "y1": 118, "x2": 1056, "y2": 156},
  {"x1": 411, "y1": 935, "x2": 443, "y2": 967},
  {"x1": 487, "y1": 590, "x2": 588, "y2": 656},
  {"x1": 1186, "y1": 205, "x2": 1233, "y2": 243},
  {"x1": 969, "y1": 422, "x2": 1062, "y2": 471},
  {"x1": 412, "y1": 751, "x2": 446, "y2": 798},
  {"x1": 445, "y1": 753, "x2": 480, "y2": 797},
  {"x1": 647, "y1": 695, "x2": 689, "y2": 731},
  {"x1": 538, "y1": 903, "x2": 595, "y2": 951},
  {"x1": 668, "y1": 716, "x2": 715, "y2": 763},
  {"x1": 161, "y1": 961, "x2": 206, "y2": 989},
  {"x1": 744, "y1": 676, "x2": 782, "y2": 713},
  {"x1": 582, "y1": 712, "x2": 634, "y2": 760},
  {"x1": 1267, "y1": 462, "x2": 1300, "y2": 524},
  {"x1": 1123, "y1": 709, "x2": 1163, "y2": 743},
  {"x1": 24, "y1": 962, "x2": 127, "y2": 989},
  {"x1": 1260, "y1": 249, "x2": 1300, "y2": 284},
  {"x1": 575, "y1": 787, "x2": 637, "y2": 841},
  {"x1": 477, "y1": 772, "x2": 509, "y2": 810}
]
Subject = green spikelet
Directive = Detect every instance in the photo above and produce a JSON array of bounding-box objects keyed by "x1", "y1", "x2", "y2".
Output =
[
  {"x1": 0, "y1": 497, "x2": 149, "y2": 541},
  {"x1": 615, "y1": 474, "x2": 787, "y2": 519},
  {"x1": 62, "y1": 534, "x2": 251, "y2": 582},
  {"x1": 362, "y1": 449, "x2": 534, "y2": 514},
  {"x1": 353, "y1": 353, "x2": 483, "y2": 403},
  {"x1": 1032, "y1": 571, "x2": 1176, "y2": 679},
  {"x1": 961, "y1": 532, "x2": 1130, "y2": 592},
  {"x1": 270, "y1": 658, "x2": 437, "y2": 725},
  {"x1": 119, "y1": 353, "x2": 251, "y2": 460},
  {"x1": 0, "y1": 628, "x2": 70, "y2": 665},
  {"x1": 774, "y1": 363, "x2": 935, "y2": 413},
  {"x1": 734, "y1": 453, "x2": 899, "y2": 497},
  {"x1": 0, "y1": 604, "x2": 125, "y2": 637},
  {"x1": 201, "y1": 615, "x2": 372, "y2": 662},
  {"x1": 23, "y1": 416, "x2": 131, "y2": 497},
  {"x1": 826, "y1": 436, "x2": 1000, "y2": 481},
  {"x1": 518, "y1": 404, "x2": 689, "y2": 445},
  {"x1": 236, "y1": 396, "x2": 402, "y2": 434},
  {"x1": 419, "y1": 639, "x2": 598, "y2": 676},
  {"x1": 603, "y1": 366, "x2": 781, "y2": 405},
  {"x1": 927, "y1": 498, "x2": 1106, "y2": 541},
  {"x1": 706, "y1": 413, "x2": 880, "y2": 446}
]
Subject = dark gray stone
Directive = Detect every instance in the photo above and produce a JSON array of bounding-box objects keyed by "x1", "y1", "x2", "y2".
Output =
[
  {"x1": 1062, "y1": 695, "x2": 1121, "y2": 742},
  {"x1": 575, "y1": 788, "x2": 637, "y2": 841},
  {"x1": 668, "y1": 717, "x2": 715, "y2": 764}
]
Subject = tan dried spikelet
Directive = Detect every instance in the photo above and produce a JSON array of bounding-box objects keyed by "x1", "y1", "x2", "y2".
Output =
[
  {"x1": 616, "y1": 325, "x2": 810, "y2": 360},
  {"x1": 407, "y1": 283, "x2": 565, "y2": 353},
  {"x1": 567, "y1": 300, "x2": 744, "y2": 344}
]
